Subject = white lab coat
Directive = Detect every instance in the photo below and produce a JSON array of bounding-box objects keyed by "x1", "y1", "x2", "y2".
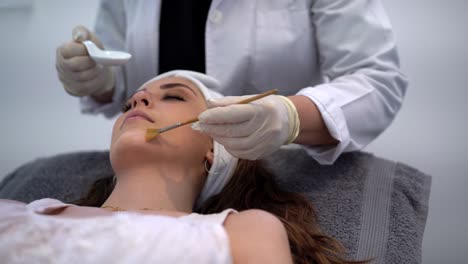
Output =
[{"x1": 80, "y1": 0, "x2": 408, "y2": 164}]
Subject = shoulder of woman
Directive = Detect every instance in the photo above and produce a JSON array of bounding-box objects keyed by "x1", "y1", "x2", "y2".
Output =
[
  {"x1": 224, "y1": 209, "x2": 285, "y2": 231},
  {"x1": 223, "y1": 209, "x2": 293, "y2": 264}
]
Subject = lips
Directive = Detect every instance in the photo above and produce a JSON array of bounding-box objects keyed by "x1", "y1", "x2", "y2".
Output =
[{"x1": 123, "y1": 110, "x2": 155, "y2": 124}]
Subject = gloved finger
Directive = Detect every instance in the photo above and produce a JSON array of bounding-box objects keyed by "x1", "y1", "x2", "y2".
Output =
[
  {"x1": 222, "y1": 146, "x2": 260, "y2": 160},
  {"x1": 210, "y1": 135, "x2": 251, "y2": 150},
  {"x1": 62, "y1": 65, "x2": 102, "y2": 82},
  {"x1": 56, "y1": 46, "x2": 81, "y2": 77},
  {"x1": 72, "y1": 25, "x2": 105, "y2": 49},
  {"x1": 192, "y1": 120, "x2": 258, "y2": 137},
  {"x1": 206, "y1": 95, "x2": 252, "y2": 108},
  {"x1": 61, "y1": 56, "x2": 96, "y2": 72},
  {"x1": 225, "y1": 140, "x2": 277, "y2": 160},
  {"x1": 210, "y1": 136, "x2": 253, "y2": 159},
  {"x1": 59, "y1": 41, "x2": 88, "y2": 59},
  {"x1": 57, "y1": 55, "x2": 93, "y2": 76},
  {"x1": 214, "y1": 132, "x2": 277, "y2": 152},
  {"x1": 61, "y1": 70, "x2": 105, "y2": 96},
  {"x1": 72, "y1": 25, "x2": 92, "y2": 42},
  {"x1": 198, "y1": 104, "x2": 256, "y2": 125}
]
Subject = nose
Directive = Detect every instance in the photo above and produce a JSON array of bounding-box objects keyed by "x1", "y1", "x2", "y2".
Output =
[{"x1": 128, "y1": 90, "x2": 153, "y2": 110}]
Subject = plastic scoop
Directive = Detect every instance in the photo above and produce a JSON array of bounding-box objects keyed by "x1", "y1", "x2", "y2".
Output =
[{"x1": 82, "y1": 40, "x2": 132, "y2": 66}]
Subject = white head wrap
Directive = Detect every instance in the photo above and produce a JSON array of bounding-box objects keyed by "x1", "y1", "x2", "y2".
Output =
[{"x1": 137, "y1": 70, "x2": 239, "y2": 206}]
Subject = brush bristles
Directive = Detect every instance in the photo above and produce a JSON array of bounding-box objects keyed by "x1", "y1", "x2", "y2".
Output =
[{"x1": 145, "y1": 129, "x2": 159, "y2": 141}]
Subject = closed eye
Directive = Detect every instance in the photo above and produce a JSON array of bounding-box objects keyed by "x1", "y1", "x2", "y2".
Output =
[{"x1": 163, "y1": 94, "x2": 185, "y2": 101}]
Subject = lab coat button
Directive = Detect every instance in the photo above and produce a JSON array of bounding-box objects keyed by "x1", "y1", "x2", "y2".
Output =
[{"x1": 209, "y1": 10, "x2": 223, "y2": 24}]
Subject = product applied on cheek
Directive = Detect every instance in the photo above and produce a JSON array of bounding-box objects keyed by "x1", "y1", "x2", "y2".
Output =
[
  {"x1": 145, "y1": 129, "x2": 160, "y2": 142},
  {"x1": 145, "y1": 120, "x2": 194, "y2": 142},
  {"x1": 145, "y1": 89, "x2": 278, "y2": 142}
]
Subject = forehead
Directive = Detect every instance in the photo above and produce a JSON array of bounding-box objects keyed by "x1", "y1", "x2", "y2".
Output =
[{"x1": 142, "y1": 76, "x2": 205, "y2": 99}]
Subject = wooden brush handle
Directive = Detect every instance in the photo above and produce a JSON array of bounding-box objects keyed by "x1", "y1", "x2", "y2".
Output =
[
  {"x1": 180, "y1": 117, "x2": 200, "y2": 126},
  {"x1": 237, "y1": 89, "x2": 278, "y2": 104},
  {"x1": 159, "y1": 89, "x2": 279, "y2": 134},
  {"x1": 181, "y1": 89, "x2": 278, "y2": 126}
]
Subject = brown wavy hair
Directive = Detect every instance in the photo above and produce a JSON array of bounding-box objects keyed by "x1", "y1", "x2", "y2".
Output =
[{"x1": 73, "y1": 159, "x2": 368, "y2": 264}]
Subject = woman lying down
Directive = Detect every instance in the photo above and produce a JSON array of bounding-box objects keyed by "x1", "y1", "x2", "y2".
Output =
[{"x1": 0, "y1": 71, "x2": 367, "y2": 264}]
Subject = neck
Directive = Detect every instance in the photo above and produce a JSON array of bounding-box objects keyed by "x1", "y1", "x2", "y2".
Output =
[{"x1": 102, "y1": 163, "x2": 200, "y2": 213}]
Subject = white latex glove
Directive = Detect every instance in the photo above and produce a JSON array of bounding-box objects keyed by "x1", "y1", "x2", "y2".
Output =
[
  {"x1": 192, "y1": 94, "x2": 300, "y2": 160},
  {"x1": 56, "y1": 25, "x2": 115, "y2": 97}
]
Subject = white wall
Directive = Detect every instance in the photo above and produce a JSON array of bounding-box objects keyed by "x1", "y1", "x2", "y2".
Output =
[
  {"x1": 0, "y1": 0, "x2": 114, "y2": 174},
  {"x1": 0, "y1": 1, "x2": 466, "y2": 263}
]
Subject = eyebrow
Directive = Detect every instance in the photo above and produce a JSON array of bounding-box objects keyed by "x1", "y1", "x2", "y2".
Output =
[{"x1": 160, "y1": 82, "x2": 197, "y2": 96}]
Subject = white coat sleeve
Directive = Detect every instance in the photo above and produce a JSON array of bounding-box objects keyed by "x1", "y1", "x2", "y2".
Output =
[
  {"x1": 79, "y1": 0, "x2": 128, "y2": 118},
  {"x1": 296, "y1": 0, "x2": 408, "y2": 164}
]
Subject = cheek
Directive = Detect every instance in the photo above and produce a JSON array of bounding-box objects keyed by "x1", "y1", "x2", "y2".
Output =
[
  {"x1": 163, "y1": 105, "x2": 208, "y2": 144},
  {"x1": 110, "y1": 120, "x2": 120, "y2": 144},
  {"x1": 162, "y1": 124, "x2": 212, "y2": 159},
  {"x1": 111, "y1": 116, "x2": 125, "y2": 145},
  {"x1": 163, "y1": 125, "x2": 205, "y2": 146}
]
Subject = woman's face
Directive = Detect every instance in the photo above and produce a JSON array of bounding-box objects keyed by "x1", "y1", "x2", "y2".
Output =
[{"x1": 110, "y1": 76, "x2": 213, "y2": 177}]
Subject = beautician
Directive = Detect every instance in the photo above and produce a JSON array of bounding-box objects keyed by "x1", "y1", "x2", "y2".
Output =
[{"x1": 56, "y1": 0, "x2": 407, "y2": 164}]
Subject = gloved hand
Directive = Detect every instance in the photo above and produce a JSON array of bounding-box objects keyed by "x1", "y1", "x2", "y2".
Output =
[
  {"x1": 56, "y1": 25, "x2": 115, "y2": 97},
  {"x1": 192, "y1": 94, "x2": 300, "y2": 160}
]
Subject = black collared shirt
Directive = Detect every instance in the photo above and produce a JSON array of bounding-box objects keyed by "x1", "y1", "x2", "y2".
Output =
[{"x1": 159, "y1": 0, "x2": 212, "y2": 74}]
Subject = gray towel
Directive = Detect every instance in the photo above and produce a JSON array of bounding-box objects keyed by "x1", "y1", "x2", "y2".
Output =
[
  {"x1": 0, "y1": 149, "x2": 431, "y2": 263},
  {"x1": 0, "y1": 151, "x2": 113, "y2": 203},
  {"x1": 266, "y1": 148, "x2": 431, "y2": 263}
]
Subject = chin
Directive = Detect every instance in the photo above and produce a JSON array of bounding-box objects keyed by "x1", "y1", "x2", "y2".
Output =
[
  {"x1": 110, "y1": 129, "x2": 152, "y2": 162},
  {"x1": 114, "y1": 126, "x2": 161, "y2": 151}
]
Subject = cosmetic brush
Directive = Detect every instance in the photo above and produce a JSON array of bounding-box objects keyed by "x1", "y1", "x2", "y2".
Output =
[{"x1": 145, "y1": 89, "x2": 278, "y2": 141}]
